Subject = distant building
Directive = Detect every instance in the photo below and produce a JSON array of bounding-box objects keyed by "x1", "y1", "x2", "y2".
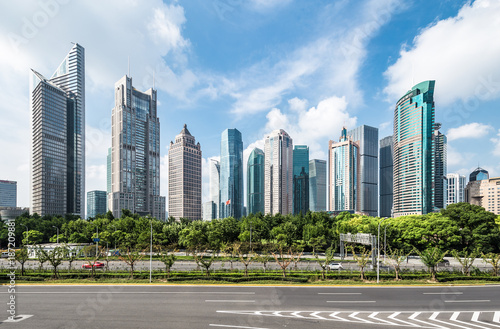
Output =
[
  {"x1": 0, "y1": 180, "x2": 17, "y2": 207},
  {"x1": 469, "y1": 167, "x2": 489, "y2": 182},
  {"x1": 328, "y1": 127, "x2": 359, "y2": 213},
  {"x1": 309, "y1": 159, "x2": 326, "y2": 212},
  {"x1": 264, "y1": 129, "x2": 293, "y2": 215},
  {"x1": 379, "y1": 136, "x2": 393, "y2": 218},
  {"x1": 219, "y1": 129, "x2": 243, "y2": 219},
  {"x1": 465, "y1": 176, "x2": 500, "y2": 215},
  {"x1": 347, "y1": 125, "x2": 379, "y2": 216},
  {"x1": 433, "y1": 124, "x2": 447, "y2": 210},
  {"x1": 203, "y1": 201, "x2": 216, "y2": 221},
  {"x1": 168, "y1": 124, "x2": 202, "y2": 220},
  {"x1": 447, "y1": 173, "x2": 466, "y2": 206},
  {"x1": 247, "y1": 148, "x2": 265, "y2": 215},
  {"x1": 208, "y1": 159, "x2": 220, "y2": 220},
  {"x1": 0, "y1": 207, "x2": 29, "y2": 221},
  {"x1": 293, "y1": 145, "x2": 309, "y2": 215},
  {"x1": 87, "y1": 191, "x2": 107, "y2": 218}
]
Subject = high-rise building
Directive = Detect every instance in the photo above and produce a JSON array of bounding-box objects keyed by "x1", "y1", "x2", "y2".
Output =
[
  {"x1": 447, "y1": 173, "x2": 466, "y2": 206},
  {"x1": 0, "y1": 180, "x2": 17, "y2": 207},
  {"x1": 347, "y1": 125, "x2": 379, "y2": 216},
  {"x1": 87, "y1": 190, "x2": 107, "y2": 218},
  {"x1": 110, "y1": 75, "x2": 165, "y2": 220},
  {"x1": 219, "y1": 129, "x2": 243, "y2": 219},
  {"x1": 203, "y1": 201, "x2": 216, "y2": 221},
  {"x1": 433, "y1": 124, "x2": 447, "y2": 210},
  {"x1": 107, "y1": 147, "x2": 111, "y2": 211},
  {"x1": 328, "y1": 127, "x2": 359, "y2": 212},
  {"x1": 379, "y1": 136, "x2": 393, "y2": 217},
  {"x1": 264, "y1": 129, "x2": 293, "y2": 215},
  {"x1": 393, "y1": 80, "x2": 435, "y2": 217},
  {"x1": 469, "y1": 167, "x2": 489, "y2": 182},
  {"x1": 309, "y1": 159, "x2": 326, "y2": 212},
  {"x1": 208, "y1": 159, "x2": 220, "y2": 220},
  {"x1": 293, "y1": 145, "x2": 309, "y2": 215},
  {"x1": 465, "y1": 176, "x2": 500, "y2": 215},
  {"x1": 247, "y1": 148, "x2": 265, "y2": 215},
  {"x1": 30, "y1": 43, "x2": 85, "y2": 217},
  {"x1": 168, "y1": 124, "x2": 202, "y2": 220}
]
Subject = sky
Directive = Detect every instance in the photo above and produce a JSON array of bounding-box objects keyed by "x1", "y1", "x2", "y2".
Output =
[{"x1": 1, "y1": 0, "x2": 499, "y2": 212}]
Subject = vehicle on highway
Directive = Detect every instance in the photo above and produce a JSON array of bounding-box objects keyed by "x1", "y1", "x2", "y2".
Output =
[
  {"x1": 327, "y1": 262, "x2": 343, "y2": 270},
  {"x1": 82, "y1": 262, "x2": 105, "y2": 269}
]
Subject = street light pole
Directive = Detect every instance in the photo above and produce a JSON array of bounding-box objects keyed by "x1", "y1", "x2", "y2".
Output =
[
  {"x1": 111, "y1": 225, "x2": 117, "y2": 252},
  {"x1": 249, "y1": 221, "x2": 252, "y2": 251},
  {"x1": 52, "y1": 225, "x2": 59, "y2": 244},
  {"x1": 377, "y1": 217, "x2": 388, "y2": 283},
  {"x1": 384, "y1": 223, "x2": 390, "y2": 261},
  {"x1": 96, "y1": 226, "x2": 99, "y2": 256},
  {"x1": 21, "y1": 224, "x2": 28, "y2": 246},
  {"x1": 150, "y1": 220, "x2": 153, "y2": 284}
]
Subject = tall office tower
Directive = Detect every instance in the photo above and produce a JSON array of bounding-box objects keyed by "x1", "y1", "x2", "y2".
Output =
[
  {"x1": 293, "y1": 145, "x2": 309, "y2": 215},
  {"x1": 203, "y1": 201, "x2": 216, "y2": 221},
  {"x1": 219, "y1": 129, "x2": 243, "y2": 219},
  {"x1": 208, "y1": 159, "x2": 220, "y2": 220},
  {"x1": 469, "y1": 167, "x2": 489, "y2": 182},
  {"x1": 447, "y1": 173, "x2": 466, "y2": 206},
  {"x1": 465, "y1": 176, "x2": 500, "y2": 215},
  {"x1": 309, "y1": 159, "x2": 326, "y2": 212},
  {"x1": 0, "y1": 180, "x2": 17, "y2": 207},
  {"x1": 110, "y1": 75, "x2": 165, "y2": 220},
  {"x1": 328, "y1": 127, "x2": 359, "y2": 212},
  {"x1": 264, "y1": 129, "x2": 293, "y2": 215},
  {"x1": 347, "y1": 125, "x2": 379, "y2": 216},
  {"x1": 433, "y1": 124, "x2": 447, "y2": 210},
  {"x1": 30, "y1": 43, "x2": 85, "y2": 217},
  {"x1": 247, "y1": 148, "x2": 265, "y2": 215},
  {"x1": 87, "y1": 190, "x2": 107, "y2": 218},
  {"x1": 168, "y1": 124, "x2": 202, "y2": 220},
  {"x1": 379, "y1": 136, "x2": 393, "y2": 217},
  {"x1": 106, "y1": 147, "x2": 111, "y2": 211},
  {"x1": 393, "y1": 80, "x2": 435, "y2": 217}
]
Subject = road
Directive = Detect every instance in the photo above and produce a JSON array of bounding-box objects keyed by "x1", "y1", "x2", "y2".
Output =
[{"x1": 1, "y1": 285, "x2": 499, "y2": 328}]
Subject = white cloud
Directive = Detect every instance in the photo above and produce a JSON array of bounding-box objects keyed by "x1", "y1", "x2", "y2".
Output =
[
  {"x1": 384, "y1": 0, "x2": 500, "y2": 105},
  {"x1": 491, "y1": 129, "x2": 500, "y2": 157},
  {"x1": 447, "y1": 123, "x2": 494, "y2": 141},
  {"x1": 446, "y1": 145, "x2": 465, "y2": 167},
  {"x1": 248, "y1": 0, "x2": 292, "y2": 12},
  {"x1": 288, "y1": 97, "x2": 307, "y2": 112}
]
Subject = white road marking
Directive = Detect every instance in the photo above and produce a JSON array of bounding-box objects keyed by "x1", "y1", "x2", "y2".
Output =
[
  {"x1": 387, "y1": 312, "x2": 422, "y2": 327},
  {"x1": 329, "y1": 312, "x2": 348, "y2": 321},
  {"x1": 291, "y1": 311, "x2": 303, "y2": 318},
  {"x1": 318, "y1": 292, "x2": 362, "y2": 295},
  {"x1": 424, "y1": 292, "x2": 463, "y2": 295},
  {"x1": 495, "y1": 312, "x2": 500, "y2": 323},
  {"x1": 205, "y1": 300, "x2": 255, "y2": 303},
  {"x1": 445, "y1": 300, "x2": 490, "y2": 303},
  {"x1": 450, "y1": 311, "x2": 491, "y2": 329},
  {"x1": 7, "y1": 291, "x2": 255, "y2": 294},
  {"x1": 349, "y1": 312, "x2": 373, "y2": 324},
  {"x1": 3, "y1": 315, "x2": 33, "y2": 323},
  {"x1": 209, "y1": 325, "x2": 269, "y2": 329},
  {"x1": 409, "y1": 312, "x2": 447, "y2": 329},
  {"x1": 310, "y1": 312, "x2": 326, "y2": 320},
  {"x1": 429, "y1": 312, "x2": 470, "y2": 329},
  {"x1": 326, "y1": 300, "x2": 376, "y2": 303},
  {"x1": 368, "y1": 312, "x2": 400, "y2": 326}
]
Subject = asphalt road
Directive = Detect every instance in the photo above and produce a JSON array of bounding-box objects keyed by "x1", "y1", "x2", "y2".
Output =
[{"x1": 1, "y1": 285, "x2": 499, "y2": 329}]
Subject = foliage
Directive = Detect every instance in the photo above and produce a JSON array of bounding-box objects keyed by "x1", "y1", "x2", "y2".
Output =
[
  {"x1": 416, "y1": 246, "x2": 448, "y2": 281},
  {"x1": 37, "y1": 246, "x2": 66, "y2": 278},
  {"x1": 351, "y1": 246, "x2": 372, "y2": 280},
  {"x1": 15, "y1": 247, "x2": 29, "y2": 276},
  {"x1": 482, "y1": 253, "x2": 500, "y2": 276},
  {"x1": 451, "y1": 248, "x2": 480, "y2": 276},
  {"x1": 118, "y1": 248, "x2": 145, "y2": 279},
  {"x1": 385, "y1": 247, "x2": 413, "y2": 280},
  {"x1": 313, "y1": 245, "x2": 336, "y2": 280},
  {"x1": 157, "y1": 248, "x2": 177, "y2": 278}
]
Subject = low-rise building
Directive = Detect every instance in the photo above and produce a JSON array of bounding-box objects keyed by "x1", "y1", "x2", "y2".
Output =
[{"x1": 465, "y1": 177, "x2": 500, "y2": 214}]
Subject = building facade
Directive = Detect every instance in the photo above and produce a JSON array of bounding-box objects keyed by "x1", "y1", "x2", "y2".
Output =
[
  {"x1": 447, "y1": 173, "x2": 466, "y2": 206},
  {"x1": 465, "y1": 177, "x2": 500, "y2": 215},
  {"x1": 309, "y1": 159, "x2": 326, "y2": 212},
  {"x1": 347, "y1": 125, "x2": 379, "y2": 216},
  {"x1": 264, "y1": 129, "x2": 293, "y2": 215},
  {"x1": 168, "y1": 124, "x2": 202, "y2": 220},
  {"x1": 208, "y1": 159, "x2": 220, "y2": 220},
  {"x1": 247, "y1": 148, "x2": 265, "y2": 215},
  {"x1": 328, "y1": 127, "x2": 359, "y2": 212},
  {"x1": 203, "y1": 201, "x2": 216, "y2": 221},
  {"x1": 379, "y1": 136, "x2": 393, "y2": 217},
  {"x1": 87, "y1": 190, "x2": 107, "y2": 218},
  {"x1": 433, "y1": 125, "x2": 447, "y2": 210},
  {"x1": 30, "y1": 43, "x2": 85, "y2": 217},
  {"x1": 0, "y1": 180, "x2": 17, "y2": 207},
  {"x1": 393, "y1": 80, "x2": 435, "y2": 217},
  {"x1": 293, "y1": 145, "x2": 309, "y2": 215},
  {"x1": 110, "y1": 75, "x2": 165, "y2": 220},
  {"x1": 470, "y1": 167, "x2": 489, "y2": 182},
  {"x1": 219, "y1": 129, "x2": 243, "y2": 219}
]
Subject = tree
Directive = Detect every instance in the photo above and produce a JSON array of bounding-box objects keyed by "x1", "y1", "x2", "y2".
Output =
[
  {"x1": 385, "y1": 247, "x2": 413, "y2": 281},
  {"x1": 222, "y1": 243, "x2": 238, "y2": 270},
  {"x1": 23, "y1": 230, "x2": 44, "y2": 245},
  {"x1": 451, "y1": 248, "x2": 479, "y2": 276},
  {"x1": 118, "y1": 248, "x2": 145, "y2": 279},
  {"x1": 313, "y1": 245, "x2": 336, "y2": 280},
  {"x1": 82, "y1": 245, "x2": 104, "y2": 280},
  {"x1": 482, "y1": 253, "x2": 500, "y2": 276},
  {"x1": 36, "y1": 245, "x2": 49, "y2": 272},
  {"x1": 236, "y1": 243, "x2": 254, "y2": 277},
  {"x1": 158, "y1": 248, "x2": 176, "y2": 278},
  {"x1": 351, "y1": 246, "x2": 372, "y2": 280},
  {"x1": 416, "y1": 246, "x2": 447, "y2": 281},
  {"x1": 291, "y1": 241, "x2": 305, "y2": 271},
  {"x1": 65, "y1": 246, "x2": 79, "y2": 271},
  {"x1": 193, "y1": 249, "x2": 215, "y2": 277},
  {"x1": 15, "y1": 247, "x2": 29, "y2": 276},
  {"x1": 255, "y1": 244, "x2": 274, "y2": 273},
  {"x1": 272, "y1": 246, "x2": 294, "y2": 278},
  {"x1": 38, "y1": 246, "x2": 66, "y2": 278}
]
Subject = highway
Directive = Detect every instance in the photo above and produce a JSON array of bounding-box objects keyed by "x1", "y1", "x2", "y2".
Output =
[{"x1": 1, "y1": 285, "x2": 499, "y2": 328}]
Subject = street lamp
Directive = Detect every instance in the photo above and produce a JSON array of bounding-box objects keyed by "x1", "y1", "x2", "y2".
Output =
[
  {"x1": 96, "y1": 226, "x2": 99, "y2": 256},
  {"x1": 384, "y1": 223, "x2": 391, "y2": 261},
  {"x1": 377, "y1": 217, "x2": 388, "y2": 283},
  {"x1": 249, "y1": 221, "x2": 252, "y2": 251},
  {"x1": 111, "y1": 225, "x2": 117, "y2": 252},
  {"x1": 52, "y1": 225, "x2": 59, "y2": 244},
  {"x1": 21, "y1": 224, "x2": 28, "y2": 246},
  {"x1": 150, "y1": 219, "x2": 153, "y2": 284}
]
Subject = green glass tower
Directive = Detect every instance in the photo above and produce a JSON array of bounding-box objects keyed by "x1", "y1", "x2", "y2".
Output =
[
  {"x1": 293, "y1": 145, "x2": 309, "y2": 215},
  {"x1": 247, "y1": 148, "x2": 264, "y2": 215}
]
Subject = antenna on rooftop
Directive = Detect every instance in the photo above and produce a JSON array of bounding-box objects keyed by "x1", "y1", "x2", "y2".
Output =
[
  {"x1": 153, "y1": 70, "x2": 155, "y2": 89},
  {"x1": 128, "y1": 56, "x2": 130, "y2": 77}
]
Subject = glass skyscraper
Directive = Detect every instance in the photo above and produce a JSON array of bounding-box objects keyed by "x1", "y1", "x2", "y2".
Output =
[
  {"x1": 247, "y1": 148, "x2": 264, "y2": 215},
  {"x1": 433, "y1": 124, "x2": 447, "y2": 210},
  {"x1": 347, "y1": 125, "x2": 378, "y2": 216},
  {"x1": 30, "y1": 43, "x2": 85, "y2": 217},
  {"x1": 469, "y1": 167, "x2": 489, "y2": 182},
  {"x1": 293, "y1": 145, "x2": 309, "y2": 215},
  {"x1": 447, "y1": 173, "x2": 466, "y2": 206},
  {"x1": 309, "y1": 159, "x2": 326, "y2": 212},
  {"x1": 209, "y1": 159, "x2": 220, "y2": 220},
  {"x1": 219, "y1": 129, "x2": 243, "y2": 219},
  {"x1": 379, "y1": 136, "x2": 393, "y2": 217},
  {"x1": 0, "y1": 180, "x2": 17, "y2": 207},
  {"x1": 393, "y1": 80, "x2": 435, "y2": 217},
  {"x1": 87, "y1": 190, "x2": 107, "y2": 218}
]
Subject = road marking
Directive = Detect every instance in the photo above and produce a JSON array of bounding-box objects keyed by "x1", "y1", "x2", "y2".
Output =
[
  {"x1": 429, "y1": 312, "x2": 470, "y2": 329},
  {"x1": 329, "y1": 312, "x2": 348, "y2": 321},
  {"x1": 444, "y1": 300, "x2": 490, "y2": 303},
  {"x1": 409, "y1": 312, "x2": 447, "y2": 329},
  {"x1": 495, "y1": 312, "x2": 500, "y2": 323},
  {"x1": 387, "y1": 312, "x2": 421, "y2": 327},
  {"x1": 348, "y1": 312, "x2": 373, "y2": 324},
  {"x1": 3, "y1": 315, "x2": 33, "y2": 323},
  {"x1": 327, "y1": 300, "x2": 376, "y2": 303},
  {"x1": 310, "y1": 312, "x2": 326, "y2": 320},
  {"x1": 209, "y1": 325, "x2": 269, "y2": 329},
  {"x1": 423, "y1": 292, "x2": 463, "y2": 295},
  {"x1": 450, "y1": 311, "x2": 490, "y2": 329},
  {"x1": 206, "y1": 300, "x2": 255, "y2": 303},
  {"x1": 368, "y1": 312, "x2": 400, "y2": 326},
  {"x1": 290, "y1": 311, "x2": 303, "y2": 318},
  {"x1": 318, "y1": 292, "x2": 362, "y2": 295},
  {"x1": 4, "y1": 291, "x2": 255, "y2": 295}
]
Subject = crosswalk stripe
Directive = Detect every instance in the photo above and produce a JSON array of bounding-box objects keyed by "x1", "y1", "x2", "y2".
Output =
[
  {"x1": 409, "y1": 312, "x2": 447, "y2": 329},
  {"x1": 449, "y1": 312, "x2": 491, "y2": 329},
  {"x1": 428, "y1": 312, "x2": 471, "y2": 329},
  {"x1": 368, "y1": 312, "x2": 401, "y2": 326},
  {"x1": 388, "y1": 312, "x2": 422, "y2": 327},
  {"x1": 310, "y1": 312, "x2": 326, "y2": 320},
  {"x1": 329, "y1": 312, "x2": 348, "y2": 321},
  {"x1": 495, "y1": 312, "x2": 500, "y2": 323},
  {"x1": 349, "y1": 312, "x2": 374, "y2": 324}
]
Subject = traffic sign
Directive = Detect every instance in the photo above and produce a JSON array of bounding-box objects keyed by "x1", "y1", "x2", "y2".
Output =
[{"x1": 93, "y1": 238, "x2": 100, "y2": 242}]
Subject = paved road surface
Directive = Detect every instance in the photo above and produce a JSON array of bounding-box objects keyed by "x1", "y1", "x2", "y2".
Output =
[{"x1": 1, "y1": 285, "x2": 499, "y2": 328}]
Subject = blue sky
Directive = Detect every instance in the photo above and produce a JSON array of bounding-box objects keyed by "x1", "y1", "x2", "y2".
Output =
[{"x1": 1, "y1": 0, "x2": 499, "y2": 210}]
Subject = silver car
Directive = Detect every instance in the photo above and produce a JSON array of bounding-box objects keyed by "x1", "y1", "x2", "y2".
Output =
[{"x1": 327, "y1": 262, "x2": 343, "y2": 270}]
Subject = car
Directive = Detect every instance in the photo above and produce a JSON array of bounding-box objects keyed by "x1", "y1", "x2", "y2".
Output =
[
  {"x1": 82, "y1": 262, "x2": 105, "y2": 269},
  {"x1": 327, "y1": 262, "x2": 343, "y2": 270}
]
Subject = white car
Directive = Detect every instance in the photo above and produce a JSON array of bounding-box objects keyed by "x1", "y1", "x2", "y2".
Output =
[{"x1": 327, "y1": 262, "x2": 343, "y2": 270}]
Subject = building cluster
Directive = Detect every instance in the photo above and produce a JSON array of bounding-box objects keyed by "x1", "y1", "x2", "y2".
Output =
[{"x1": 2, "y1": 45, "x2": 499, "y2": 222}]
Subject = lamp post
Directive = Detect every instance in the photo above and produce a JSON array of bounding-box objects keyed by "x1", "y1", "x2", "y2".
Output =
[
  {"x1": 249, "y1": 221, "x2": 252, "y2": 251},
  {"x1": 111, "y1": 225, "x2": 117, "y2": 252},
  {"x1": 377, "y1": 217, "x2": 388, "y2": 283},
  {"x1": 21, "y1": 224, "x2": 29, "y2": 246},
  {"x1": 384, "y1": 223, "x2": 391, "y2": 261},
  {"x1": 150, "y1": 220, "x2": 153, "y2": 284},
  {"x1": 96, "y1": 226, "x2": 99, "y2": 256},
  {"x1": 52, "y1": 225, "x2": 59, "y2": 244}
]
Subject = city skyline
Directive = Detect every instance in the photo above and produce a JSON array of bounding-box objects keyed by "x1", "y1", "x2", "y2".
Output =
[{"x1": 1, "y1": 1, "x2": 499, "y2": 211}]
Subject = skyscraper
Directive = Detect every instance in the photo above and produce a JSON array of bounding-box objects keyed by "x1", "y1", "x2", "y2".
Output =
[
  {"x1": 110, "y1": 75, "x2": 165, "y2": 220},
  {"x1": 219, "y1": 129, "x2": 243, "y2": 219},
  {"x1": 247, "y1": 148, "x2": 265, "y2": 215},
  {"x1": 87, "y1": 190, "x2": 107, "y2": 218},
  {"x1": 0, "y1": 180, "x2": 17, "y2": 207},
  {"x1": 433, "y1": 124, "x2": 447, "y2": 210},
  {"x1": 264, "y1": 129, "x2": 293, "y2": 215},
  {"x1": 328, "y1": 127, "x2": 359, "y2": 212},
  {"x1": 469, "y1": 167, "x2": 489, "y2": 182},
  {"x1": 379, "y1": 136, "x2": 393, "y2": 217},
  {"x1": 465, "y1": 176, "x2": 500, "y2": 215},
  {"x1": 30, "y1": 43, "x2": 85, "y2": 217},
  {"x1": 293, "y1": 145, "x2": 309, "y2": 215},
  {"x1": 309, "y1": 159, "x2": 326, "y2": 212},
  {"x1": 168, "y1": 124, "x2": 202, "y2": 220},
  {"x1": 347, "y1": 125, "x2": 379, "y2": 216},
  {"x1": 107, "y1": 147, "x2": 111, "y2": 211},
  {"x1": 209, "y1": 159, "x2": 220, "y2": 220},
  {"x1": 447, "y1": 173, "x2": 466, "y2": 206},
  {"x1": 393, "y1": 80, "x2": 435, "y2": 217}
]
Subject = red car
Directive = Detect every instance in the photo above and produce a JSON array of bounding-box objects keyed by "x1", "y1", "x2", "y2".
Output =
[{"x1": 82, "y1": 262, "x2": 105, "y2": 269}]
